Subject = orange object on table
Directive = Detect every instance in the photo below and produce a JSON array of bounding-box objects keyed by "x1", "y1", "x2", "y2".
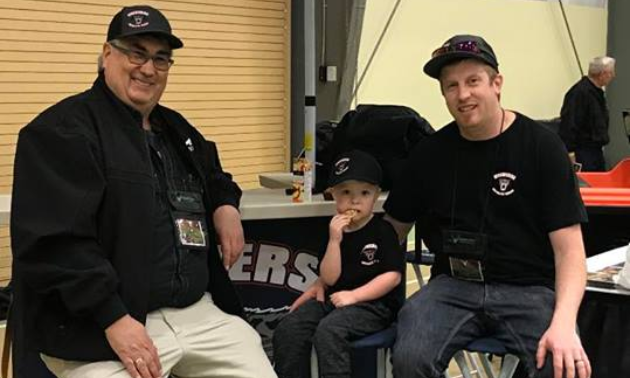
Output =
[{"x1": 578, "y1": 159, "x2": 630, "y2": 208}]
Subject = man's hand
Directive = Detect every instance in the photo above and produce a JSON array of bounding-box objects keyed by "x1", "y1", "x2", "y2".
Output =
[
  {"x1": 105, "y1": 315, "x2": 161, "y2": 378},
  {"x1": 213, "y1": 205, "x2": 245, "y2": 270},
  {"x1": 289, "y1": 278, "x2": 325, "y2": 312},
  {"x1": 536, "y1": 323, "x2": 591, "y2": 378},
  {"x1": 329, "y1": 290, "x2": 358, "y2": 308}
]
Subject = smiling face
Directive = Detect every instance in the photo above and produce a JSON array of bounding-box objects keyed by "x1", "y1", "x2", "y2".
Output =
[
  {"x1": 102, "y1": 35, "x2": 171, "y2": 118},
  {"x1": 331, "y1": 180, "x2": 380, "y2": 229},
  {"x1": 439, "y1": 59, "x2": 504, "y2": 140}
]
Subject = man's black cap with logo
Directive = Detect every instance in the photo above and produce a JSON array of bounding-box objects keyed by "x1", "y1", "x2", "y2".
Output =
[{"x1": 107, "y1": 5, "x2": 183, "y2": 49}]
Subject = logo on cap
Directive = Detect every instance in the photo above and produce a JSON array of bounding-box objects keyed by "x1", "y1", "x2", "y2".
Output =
[
  {"x1": 334, "y1": 158, "x2": 350, "y2": 176},
  {"x1": 127, "y1": 10, "x2": 149, "y2": 28}
]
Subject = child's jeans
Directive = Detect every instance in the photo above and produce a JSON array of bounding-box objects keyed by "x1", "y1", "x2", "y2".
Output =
[{"x1": 273, "y1": 298, "x2": 395, "y2": 378}]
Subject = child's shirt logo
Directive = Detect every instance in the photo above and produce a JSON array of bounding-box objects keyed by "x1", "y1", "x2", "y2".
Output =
[{"x1": 360, "y1": 243, "x2": 379, "y2": 266}]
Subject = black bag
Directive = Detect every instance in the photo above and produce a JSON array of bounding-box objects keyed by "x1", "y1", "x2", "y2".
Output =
[
  {"x1": 314, "y1": 120, "x2": 338, "y2": 193},
  {"x1": 316, "y1": 104, "x2": 434, "y2": 191}
]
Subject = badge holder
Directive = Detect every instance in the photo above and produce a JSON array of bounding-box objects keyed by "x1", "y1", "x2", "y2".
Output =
[
  {"x1": 442, "y1": 229, "x2": 487, "y2": 282},
  {"x1": 168, "y1": 190, "x2": 209, "y2": 250}
]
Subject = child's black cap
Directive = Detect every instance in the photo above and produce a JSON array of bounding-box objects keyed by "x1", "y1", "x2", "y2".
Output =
[{"x1": 328, "y1": 150, "x2": 382, "y2": 187}]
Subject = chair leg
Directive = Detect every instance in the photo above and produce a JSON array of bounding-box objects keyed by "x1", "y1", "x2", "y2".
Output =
[
  {"x1": 468, "y1": 352, "x2": 486, "y2": 378},
  {"x1": 453, "y1": 350, "x2": 476, "y2": 378},
  {"x1": 412, "y1": 264, "x2": 425, "y2": 287},
  {"x1": 385, "y1": 348, "x2": 393, "y2": 378},
  {"x1": 497, "y1": 354, "x2": 519, "y2": 378},
  {"x1": 310, "y1": 347, "x2": 319, "y2": 378},
  {"x1": 376, "y1": 348, "x2": 386, "y2": 378},
  {"x1": 477, "y1": 352, "x2": 497, "y2": 378}
]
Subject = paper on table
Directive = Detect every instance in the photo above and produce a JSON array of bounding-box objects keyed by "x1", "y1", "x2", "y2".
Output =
[
  {"x1": 617, "y1": 244, "x2": 630, "y2": 289},
  {"x1": 586, "y1": 245, "x2": 628, "y2": 273}
]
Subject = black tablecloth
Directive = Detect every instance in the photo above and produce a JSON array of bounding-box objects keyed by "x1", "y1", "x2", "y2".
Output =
[{"x1": 578, "y1": 289, "x2": 630, "y2": 378}]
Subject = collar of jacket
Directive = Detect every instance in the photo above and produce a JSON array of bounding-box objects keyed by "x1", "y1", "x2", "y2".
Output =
[{"x1": 92, "y1": 72, "x2": 165, "y2": 129}]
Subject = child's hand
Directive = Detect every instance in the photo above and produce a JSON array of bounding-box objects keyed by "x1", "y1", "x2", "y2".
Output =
[
  {"x1": 329, "y1": 213, "x2": 352, "y2": 243},
  {"x1": 329, "y1": 290, "x2": 358, "y2": 308}
]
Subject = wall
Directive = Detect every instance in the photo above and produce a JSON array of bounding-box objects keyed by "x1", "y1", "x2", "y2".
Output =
[
  {"x1": 355, "y1": 0, "x2": 607, "y2": 130},
  {"x1": 0, "y1": 0, "x2": 291, "y2": 193},
  {"x1": 0, "y1": 0, "x2": 292, "y2": 285},
  {"x1": 605, "y1": 0, "x2": 630, "y2": 166}
]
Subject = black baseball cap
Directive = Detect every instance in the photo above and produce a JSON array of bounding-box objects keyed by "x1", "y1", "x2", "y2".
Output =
[
  {"x1": 423, "y1": 34, "x2": 498, "y2": 79},
  {"x1": 328, "y1": 150, "x2": 382, "y2": 188},
  {"x1": 107, "y1": 5, "x2": 183, "y2": 49}
]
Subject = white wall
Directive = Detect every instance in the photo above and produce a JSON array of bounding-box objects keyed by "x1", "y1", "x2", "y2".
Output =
[{"x1": 356, "y1": 0, "x2": 607, "y2": 128}]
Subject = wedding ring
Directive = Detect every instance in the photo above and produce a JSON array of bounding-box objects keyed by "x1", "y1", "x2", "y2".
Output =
[{"x1": 135, "y1": 357, "x2": 145, "y2": 365}]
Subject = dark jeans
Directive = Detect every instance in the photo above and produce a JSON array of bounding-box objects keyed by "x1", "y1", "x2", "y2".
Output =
[
  {"x1": 272, "y1": 299, "x2": 395, "y2": 378},
  {"x1": 393, "y1": 275, "x2": 557, "y2": 378},
  {"x1": 575, "y1": 146, "x2": 606, "y2": 172}
]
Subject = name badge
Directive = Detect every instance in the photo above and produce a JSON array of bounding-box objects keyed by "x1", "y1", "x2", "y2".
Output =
[
  {"x1": 449, "y1": 257, "x2": 484, "y2": 282},
  {"x1": 174, "y1": 217, "x2": 207, "y2": 248}
]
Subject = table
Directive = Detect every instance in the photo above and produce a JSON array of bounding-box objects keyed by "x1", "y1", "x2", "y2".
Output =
[{"x1": 578, "y1": 245, "x2": 630, "y2": 378}]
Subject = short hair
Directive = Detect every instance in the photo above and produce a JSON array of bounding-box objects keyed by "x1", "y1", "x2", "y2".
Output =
[{"x1": 588, "y1": 56, "x2": 615, "y2": 76}]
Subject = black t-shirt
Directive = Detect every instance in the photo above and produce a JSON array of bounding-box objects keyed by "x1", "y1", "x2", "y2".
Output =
[
  {"x1": 326, "y1": 215, "x2": 406, "y2": 310},
  {"x1": 384, "y1": 113, "x2": 587, "y2": 288},
  {"x1": 146, "y1": 125, "x2": 209, "y2": 312}
]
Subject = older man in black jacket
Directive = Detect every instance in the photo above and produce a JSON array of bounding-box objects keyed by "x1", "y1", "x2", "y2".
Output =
[
  {"x1": 559, "y1": 56, "x2": 616, "y2": 172},
  {"x1": 10, "y1": 5, "x2": 276, "y2": 378}
]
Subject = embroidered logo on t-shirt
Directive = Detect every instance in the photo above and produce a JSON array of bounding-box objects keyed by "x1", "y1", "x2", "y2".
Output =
[
  {"x1": 492, "y1": 172, "x2": 516, "y2": 196},
  {"x1": 360, "y1": 243, "x2": 379, "y2": 266}
]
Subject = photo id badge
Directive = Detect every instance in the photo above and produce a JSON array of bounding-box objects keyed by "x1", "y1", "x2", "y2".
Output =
[
  {"x1": 449, "y1": 257, "x2": 484, "y2": 282},
  {"x1": 175, "y1": 217, "x2": 207, "y2": 248}
]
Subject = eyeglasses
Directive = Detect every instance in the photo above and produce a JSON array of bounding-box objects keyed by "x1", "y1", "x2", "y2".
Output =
[
  {"x1": 109, "y1": 41, "x2": 174, "y2": 71},
  {"x1": 432, "y1": 40, "x2": 480, "y2": 58}
]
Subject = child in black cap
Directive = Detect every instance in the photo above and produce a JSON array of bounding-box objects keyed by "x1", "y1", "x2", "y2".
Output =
[{"x1": 272, "y1": 149, "x2": 405, "y2": 378}]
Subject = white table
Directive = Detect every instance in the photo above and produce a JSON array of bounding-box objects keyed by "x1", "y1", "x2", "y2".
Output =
[{"x1": 586, "y1": 244, "x2": 630, "y2": 295}]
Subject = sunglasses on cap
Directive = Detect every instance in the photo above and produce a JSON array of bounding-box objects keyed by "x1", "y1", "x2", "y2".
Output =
[{"x1": 431, "y1": 40, "x2": 480, "y2": 58}]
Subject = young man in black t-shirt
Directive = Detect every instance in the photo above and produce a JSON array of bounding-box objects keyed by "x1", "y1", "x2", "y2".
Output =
[
  {"x1": 273, "y1": 150, "x2": 405, "y2": 378},
  {"x1": 384, "y1": 35, "x2": 591, "y2": 378}
]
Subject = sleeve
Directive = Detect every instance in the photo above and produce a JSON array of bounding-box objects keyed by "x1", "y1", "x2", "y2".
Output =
[
  {"x1": 199, "y1": 139, "x2": 242, "y2": 211},
  {"x1": 383, "y1": 146, "x2": 424, "y2": 223},
  {"x1": 559, "y1": 86, "x2": 587, "y2": 152},
  {"x1": 537, "y1": 132, "x2": 588, "y2": 232},
  {"x1": 11, "y1": 120, "x2": 127, "y2": 329},
  {"x1": 379, "y1": 221, "x2": 406, "y2": 274}
]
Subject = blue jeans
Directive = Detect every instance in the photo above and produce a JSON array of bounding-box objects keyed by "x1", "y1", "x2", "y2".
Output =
[{"x1": 393, "y1": 275, "x2": 556, "y2": 378}]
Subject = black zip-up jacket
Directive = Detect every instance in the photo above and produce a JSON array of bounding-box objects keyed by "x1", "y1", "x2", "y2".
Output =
[
  {"x1": 10, "y1": 74, "x2": 244, "y2": 362},
  {"x1": 559, "y1": 76, "x2": 610, "y2": 151}
]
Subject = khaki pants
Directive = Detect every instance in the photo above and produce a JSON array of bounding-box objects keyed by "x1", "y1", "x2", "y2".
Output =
[{"x1": 42, "y1": 293, "x2": 277, "y2": 378}]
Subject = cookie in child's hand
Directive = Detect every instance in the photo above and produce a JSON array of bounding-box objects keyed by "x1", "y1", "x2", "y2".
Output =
[{"x1": 344, "y1": 209, "x2": 357, "y2": 220}]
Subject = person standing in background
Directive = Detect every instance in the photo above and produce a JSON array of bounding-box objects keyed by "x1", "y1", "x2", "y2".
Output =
[{"x1": 559, "y1": 56, "x2": 616, "y2": 172}]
